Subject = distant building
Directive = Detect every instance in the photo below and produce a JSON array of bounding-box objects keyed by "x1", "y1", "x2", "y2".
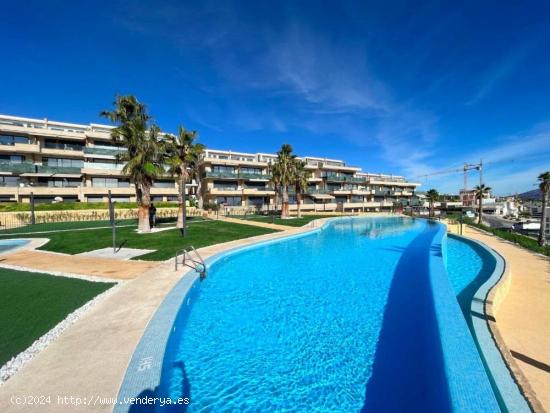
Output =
[{"x1": 460, "y1": 189, "x2": 495, "y2": 209}]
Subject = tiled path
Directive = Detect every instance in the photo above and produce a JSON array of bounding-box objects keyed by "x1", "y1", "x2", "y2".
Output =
[
  {"x1": 463, "y1": 226, "x2": 550, "y2": 409},
  {"x1": 0, "y1": 250, "x2": 157, "y2": 280}
]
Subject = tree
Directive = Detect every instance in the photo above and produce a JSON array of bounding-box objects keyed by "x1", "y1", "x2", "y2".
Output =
[
  {"x1": 537, "y1": 171, "x2": 550, "y2": 246},
  {"x1": 268, "y1": 161, "x2": 282, "y2": 215},
  {"x1": 426, "y1": 189, "x2": 439, "y2": 218},
  {"x1": 101, "y1": 95, "x2": 164, "y2": 233},
  {"x1": 272, "y1": 144, "x2": 296, "y2": 218},
  {"x1": 474, "y1": 184, "x2": 492, "y2": 225},
  {"x1": 165, "y1": 126, "x2": 204, "y2": 237},
  {"x1": 293, "y1": 159, "x2": 309, "y2": 218}
]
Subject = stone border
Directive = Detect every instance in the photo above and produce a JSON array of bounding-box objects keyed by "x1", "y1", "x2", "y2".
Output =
[
  {"x1": 0, "y1": 282, "x2": 120, "y2": 384},
  {"x1": 452, "y1": 233, "x2": 545, "y2": 413}
]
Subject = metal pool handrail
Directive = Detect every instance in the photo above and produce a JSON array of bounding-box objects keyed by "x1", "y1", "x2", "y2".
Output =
[{"x1": 175, "y1": 246, "x2": 206, "y2": 279}]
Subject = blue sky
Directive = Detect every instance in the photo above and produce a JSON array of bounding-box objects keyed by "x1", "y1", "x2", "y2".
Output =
[{"x1": 1, "y1": 0, "x2": 549, "y2": 195}]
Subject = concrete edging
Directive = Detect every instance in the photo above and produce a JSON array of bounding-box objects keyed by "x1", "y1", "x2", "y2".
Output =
[{"x1": 450, "y1": 233, "x2": 544, "y2": 413}]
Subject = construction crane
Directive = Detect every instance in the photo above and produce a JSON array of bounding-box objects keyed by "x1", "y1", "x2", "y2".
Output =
[{"x1": 416, "y1": 160, "x2": 483, "y2": 190}]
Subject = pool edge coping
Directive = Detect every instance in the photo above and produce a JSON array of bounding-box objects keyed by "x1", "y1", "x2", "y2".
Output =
[{"x1": 449, "y1": 233, "x2": 543, "y2": 413}]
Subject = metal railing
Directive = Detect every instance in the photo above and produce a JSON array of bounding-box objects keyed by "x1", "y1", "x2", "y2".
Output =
[{"x1": 175, "y1": 246, "x2": 206, "y2": 279}]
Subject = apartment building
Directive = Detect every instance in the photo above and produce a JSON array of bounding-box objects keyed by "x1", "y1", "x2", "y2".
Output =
[
  {"x1": 0, "y1": 114, "x2": 420, "y2": 210},
  {"x1": 0, "y1": 114, "x2": 186, "y2": 203},
  {"x1": 199, "y1": 149, "x2": 420, "y2": 212}
]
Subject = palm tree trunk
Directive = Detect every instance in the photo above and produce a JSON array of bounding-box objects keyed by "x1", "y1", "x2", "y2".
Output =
[
  {"x1": 282, "y1": 186, "x2": 289, "y2": 218},
  {"x1": 176, "y1": 171, "x2": 188, "y2": 237},
  {"x1": 478, "y1": 195, "x2": 483, "y2": 225},
  {"x1": 539, "y1": 190, "x2": 548, "y2": 246},
  {"x1": 137, "y1": 183, "x2": 151, "y2": 233},
  {"x1": 196, "y1": 174, "x2": 204, "y2": 209},
  {"x1": 297, "y1": 192, "x2": 302, "y2": 218}
]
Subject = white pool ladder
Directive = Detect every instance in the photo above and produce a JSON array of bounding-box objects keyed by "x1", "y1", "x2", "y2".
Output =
[{"x1": 175, "y1": 246, "x2": 206, "y2": 279}]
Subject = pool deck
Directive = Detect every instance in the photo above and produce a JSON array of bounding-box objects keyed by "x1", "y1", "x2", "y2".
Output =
[
  {"x1": 462, "y1": 225, "x2": 550, "y2": 410},
  {"x1": 0, "y1": 222, "x2": 320, "y2": 413}
]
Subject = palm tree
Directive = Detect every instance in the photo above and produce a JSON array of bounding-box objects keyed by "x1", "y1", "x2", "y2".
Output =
[
  {"x1": 537, "y1": 171, "x2": 550, "y2": 246},
  {"x1": 165, "y1": 126, "x2": 205, "y2": 237},
  {"x1": 101, "y1": 95, "x2": 164, "y2": 233},
  {"x1": 273, "y1": 144, "x2": 296, "y2": 218},
  {"x1": 293, "y1": 159, "x2": 309, "y2": 218},
  {"x1": 268, "y1": 161, "x2": 282, "y2": 215},
  {"x1": 474, "y1": 184, "x2": 492, "y2": 225},
  {"x1": 426, "y1": 189, "x2": 439, "y2": 218}
]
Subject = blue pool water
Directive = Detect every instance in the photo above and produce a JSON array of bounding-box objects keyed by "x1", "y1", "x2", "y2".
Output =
[
  {"x1": 156, "y1": 217, "x2": 499, "y2": 412},
  {"x1": 0, "y1": 239, "x2": 28, "y2": 253}
]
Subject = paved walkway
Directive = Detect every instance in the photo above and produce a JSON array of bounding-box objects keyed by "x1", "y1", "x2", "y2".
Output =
[
  {"x1": 0, "y1": 223, "x2": 320, "y2": 413},
  {"x1": 463, "y1": 226, "x2": 550, "y2": 409},
  {"x1": 0, "y1": 250, "x2": 157, "y2": 280}
]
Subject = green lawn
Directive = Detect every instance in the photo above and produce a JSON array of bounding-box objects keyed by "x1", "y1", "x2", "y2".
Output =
[
  {"x1": 233, "y1": 214, "x2": 338, "y2": 227},
  {"x1": 0, "y1": 220, "x2": 279, "y2": 261},
  {"x1": 0, "y1": 268, "x2": 114, "y2": 366}
]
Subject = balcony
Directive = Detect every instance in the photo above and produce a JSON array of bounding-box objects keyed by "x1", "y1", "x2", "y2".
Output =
[
  {"x1": 307, "y1": 188, "x2": 331, "y2": 194},
  {"x1": 83, "y1": 147, "x2": 126, "y2": 157},
  {"x1": 352, "y1": 189, "x2": 371, "y2": 195},
  {"x1": 323, "y1": 175, "x2": 347, "y2": 182},
  {"x1": 0, "y1": 142, "x2": 40, "y2": 154},
  {"x1": 0, "y1": 161, "x2": 36, "y2": 174},
  {"x1": 239, "y1": 172, "x2": 271, "y2": 180},
  {"x1": 204, "y1": 171, "x2": 271, "y2": 180},
  {"x1": 36, "y1": 165, "x2": 82, "y2": 175},
  {"x1": 204, "y1": 171, "x2": 239, "y2": 179}
]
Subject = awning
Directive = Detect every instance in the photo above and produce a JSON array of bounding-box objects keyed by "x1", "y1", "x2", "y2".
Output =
[{"x1": 310, "y1": 193, "x2": 335, "y2": 200}]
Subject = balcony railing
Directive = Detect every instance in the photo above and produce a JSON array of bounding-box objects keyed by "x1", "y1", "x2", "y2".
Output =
[
  {"x1": 0, "y1": 161, "x2": 36, "y2": 174},
  {"x1": 83, "y1": 162, "x2": 124, "y2": 170},
  {"x1": 37, "y1": 165, "x2": 82, "y2": 174},
  {"x1": 83, "y1": 147, "x2": 126, "y2": 156},
  {"x1": 239, "y1": 172, "x2": 271, "y2": 180},
  {"x1": 205, "y1": 171, "x2": 272, "y2": 180}
]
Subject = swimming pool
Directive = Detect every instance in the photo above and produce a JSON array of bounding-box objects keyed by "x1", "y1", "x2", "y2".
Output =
[
  {"x1": 0, "y1": 239, "x2": 29, "y2": 253},
  {"x1": 119, "y1": 217, "x2": 505, "y2": 412}
]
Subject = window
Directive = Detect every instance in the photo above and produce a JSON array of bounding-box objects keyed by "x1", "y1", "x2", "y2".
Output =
[
  {"x1": 213, "y1": 181, "x2": 238, "y2": 190},
  {"x1": 151, "y1": 196, "x2": 165, "y2": 202},
  {"x1": 153, "y1": 180, "x2": 174, "y2": 188},
  {"x1": 240, "y1": 167, "x2": 262, "y2": 175},
  {"x1": 92, "y1": 177, "x2": 130, "y2": 188},
  {"x1": 43, "y1": 157, "x2": 83, "y2": 168},
  {"x1": 166, "y1": 196, "x2": 178, "y2": 202},
  {"x1": 0, "y1": 154, "x2": 25, "y2": 163},
  {"x1": 37, "y1": 178, "x2": 81, "y2": 188},
  {"x1": 215, "y1": 196, "x2": 241, "y2": 206},
  {"x1": 0, "y1": 134, "x2": 29, "y2": 146},
  {"x1": 244, "y1": 181, "x2": 266, "y2": 189},
  {"x1": 248, "y1": 196, "x2": 266, "y2": 207},
  {"x1": 44, "y1": 139, "x2": 83, "y2": 151},
  {"x1": 335, "y1": 196, "x2": 347, "y2": 204},
  {"x1": 212, "y1": 165, "x2": 236, "y2": 174},
  {"x1": 351, "y1": 196, "x2": 364, "y2": 203},
  {"x1": 0, "y1": 176, "x2": 19, "y2": 187}
]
